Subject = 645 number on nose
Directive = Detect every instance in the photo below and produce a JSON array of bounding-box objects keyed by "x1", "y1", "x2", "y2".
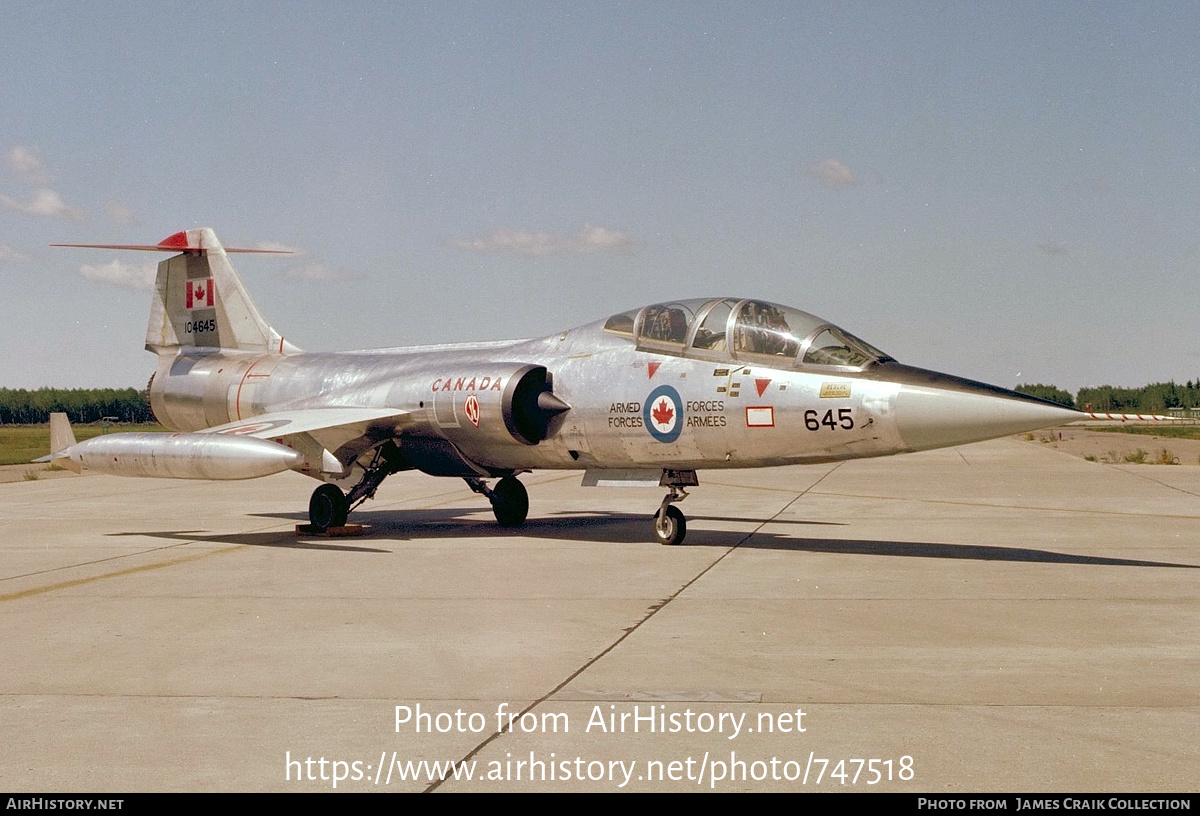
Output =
[{"x1": 804, "y1": 408, "x2": 854, "y2": 431}]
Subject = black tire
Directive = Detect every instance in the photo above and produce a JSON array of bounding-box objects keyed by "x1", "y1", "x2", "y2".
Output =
[
  {"x1": 490, "y1": 476, "x2": 529, "y2": 527},
  {"x1": 653, "y1": 505, "x2": 687, "y2": 546},
  {"x1": 309, "y1": 484, "x2": 348, "y2": 531}
]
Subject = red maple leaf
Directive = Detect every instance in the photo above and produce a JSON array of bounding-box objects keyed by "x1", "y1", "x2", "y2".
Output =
[{"x1": 651, "y1": 398, "x2": 674, "y2": 426}]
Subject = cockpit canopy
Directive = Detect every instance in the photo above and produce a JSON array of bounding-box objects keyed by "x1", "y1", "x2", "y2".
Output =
[{"x1": 602, "y1": 298, "x2": 892, "y2": 370}]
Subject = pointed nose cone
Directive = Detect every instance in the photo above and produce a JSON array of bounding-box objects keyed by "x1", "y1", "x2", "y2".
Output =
[{"x1": 882, "y1": 364, "x2": 1080, "y2": 452}]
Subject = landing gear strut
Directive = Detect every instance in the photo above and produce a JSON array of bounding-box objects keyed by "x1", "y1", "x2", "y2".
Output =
[
  {"x1": 307, "y1": 442, "x2": 406, "y2": 532},
  {"x1": 466, "y1": 475, "x2": 529, "y2": 527},
  {"x1": 653, "y1": 469, "x2": 698, "y2": 546}
]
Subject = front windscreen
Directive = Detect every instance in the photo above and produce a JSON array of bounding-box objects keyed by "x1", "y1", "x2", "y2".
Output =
[{"x1": 802, "y1": 326, "x2": 891, "y2": 368}]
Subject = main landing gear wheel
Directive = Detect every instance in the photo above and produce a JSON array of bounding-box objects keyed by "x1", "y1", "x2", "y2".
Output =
[
  {"x1": 309, "y1": 484, "x2": 349, "y2": 532},
  {"x1": 490, "y1": 475, "x2": 529, "y2": 528},
  {"x1": 654, "y1": 505, "x2": 687, "y2": 546}
]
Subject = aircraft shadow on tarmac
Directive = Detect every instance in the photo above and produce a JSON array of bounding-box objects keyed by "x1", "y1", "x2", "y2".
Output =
[
  {"x1": 112, "y1": 507, "x2": 1198, "y2": 569},
  {"x1": 107, "y1": 530, "x2": 391, "y2": 553}
]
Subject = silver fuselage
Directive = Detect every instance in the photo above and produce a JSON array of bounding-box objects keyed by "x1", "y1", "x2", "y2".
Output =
[{"x1": 148, "y1": 315, "x2": 1076, "y2": 478}]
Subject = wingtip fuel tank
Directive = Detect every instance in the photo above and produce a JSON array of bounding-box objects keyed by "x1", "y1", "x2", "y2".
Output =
[{"x1": 56, "y1": 431, "x2": 305, "y2": 480}]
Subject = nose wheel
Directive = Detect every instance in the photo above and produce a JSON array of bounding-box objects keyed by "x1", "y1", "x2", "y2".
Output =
[
  {"x1": 653, "y1": 504, "x2": 686, "y2": 546},
  {"x1": 653, "y1": 470, "x2": 697, "y2": 545}
]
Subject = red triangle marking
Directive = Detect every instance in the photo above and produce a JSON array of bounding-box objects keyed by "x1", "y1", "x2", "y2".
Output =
[
  {"x1": 755, "y1": 378, "x2": 771, "y2": 396},
  {"x1": 157, "y1": 231, "x2": 192, "y2": 250},
  {"x1": 647, "y1": 361, "x2": 661, "y2": 379}
]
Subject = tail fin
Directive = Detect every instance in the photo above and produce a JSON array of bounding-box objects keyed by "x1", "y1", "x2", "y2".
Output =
[
  {"x1": 49, "y1": 412, "x2": 77, "y2": 454},
  {"x1": 34, "y1": 412, "x2": 81, "y2": 471},
  {"x1": 56, "y1": 229, "x2": 299, "y2": 355},
  {"x1": 144, "y1": 229, "x2": 299, "y2": 354}
]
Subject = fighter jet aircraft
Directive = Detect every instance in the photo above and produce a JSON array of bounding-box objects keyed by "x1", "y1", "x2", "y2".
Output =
[{"x1": 50, "y1": 228, "x2": 1078, "y2": 545}]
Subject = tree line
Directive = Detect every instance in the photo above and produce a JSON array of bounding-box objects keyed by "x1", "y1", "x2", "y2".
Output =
[
  {"x1": 0, "y1": 388, "x2": 155, "y2": 424},
  {"x1": 1016, "y1": 381, "x2": 1200, "y2": 413}
]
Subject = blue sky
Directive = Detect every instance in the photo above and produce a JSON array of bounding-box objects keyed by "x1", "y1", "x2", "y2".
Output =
[{"x1": 2, "y1": 1, "x2": 1198, "y2": 392}]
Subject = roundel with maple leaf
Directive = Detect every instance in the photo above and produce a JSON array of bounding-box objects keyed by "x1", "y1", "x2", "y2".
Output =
[{"x1": 644, "y1": 384, "x2": 684, "y2": 443}]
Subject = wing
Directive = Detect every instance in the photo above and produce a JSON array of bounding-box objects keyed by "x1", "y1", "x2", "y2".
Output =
[{"x1": 203, "y1": 407, "x2": 412, "y2": 478}]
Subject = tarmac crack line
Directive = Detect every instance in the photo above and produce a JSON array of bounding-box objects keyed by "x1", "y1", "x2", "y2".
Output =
[
  {"x1": 1106, "y1": 465, "x2": 1200, "y2": 499},
  {"x1": 0, "y1": 520, "x2": 299, "y2": 600},
  {"x1": 806, "y1": 489, "x2": 1200, "y2": 520},
  {"x1": 0, "y1": 545, "x2": 233, "y2": 603},
  {"x1": 422, "y1": 464, "x2": 843, "y2": 792}
]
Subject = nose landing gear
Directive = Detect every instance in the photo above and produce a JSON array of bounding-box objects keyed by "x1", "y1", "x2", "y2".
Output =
[
  {"x1": 653, "y1": 469, "x2": 698, "y2": 546},
  {"x1": 654, "y1": 502, "x2": 686, "y2": 546}
]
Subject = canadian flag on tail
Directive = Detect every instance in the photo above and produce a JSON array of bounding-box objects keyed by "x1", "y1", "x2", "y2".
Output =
[{"x1": 186, "y1": 278, "x2": 214, "y2": 310}]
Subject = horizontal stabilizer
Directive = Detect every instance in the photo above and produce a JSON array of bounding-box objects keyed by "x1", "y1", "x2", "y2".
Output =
[{"x1": 53, "y1": 230, "x2": 292, "y2": 254}]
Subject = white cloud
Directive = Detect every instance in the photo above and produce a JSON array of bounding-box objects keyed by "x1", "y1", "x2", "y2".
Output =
[
  {"x1": 573, "y1": 223, "x2": 637, "y2": 253},
  {"x1": 7, "y1": 145, "x2": 49, "y2": 183},
  {"x1": 0, "y1": 188, "x2": 84, "y2": 220},
  {"x1": 804, "y1": 158, "x2": 856, "y2": 190},
  {"x1": 79, "y1": 258, "x2": 156, "y2": 290},
  {"x1": 106, "y1": 200, "x2": 137, "y2": 225},
  {"x1": 455, "y1": 228, "x2": 557, "y2": 256},
  {"x1": 246, "y1": 240, "x2": 347, "y2": 280},
  {"x1": 0, "y1": 243, "x2": 32, "y2": 262},
  {"x1": 280, "y1": 262, "x2": 354, "y2": 282},
  {"x1": 453, "y1": 223, "x2": 637, "y2": 256}
]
